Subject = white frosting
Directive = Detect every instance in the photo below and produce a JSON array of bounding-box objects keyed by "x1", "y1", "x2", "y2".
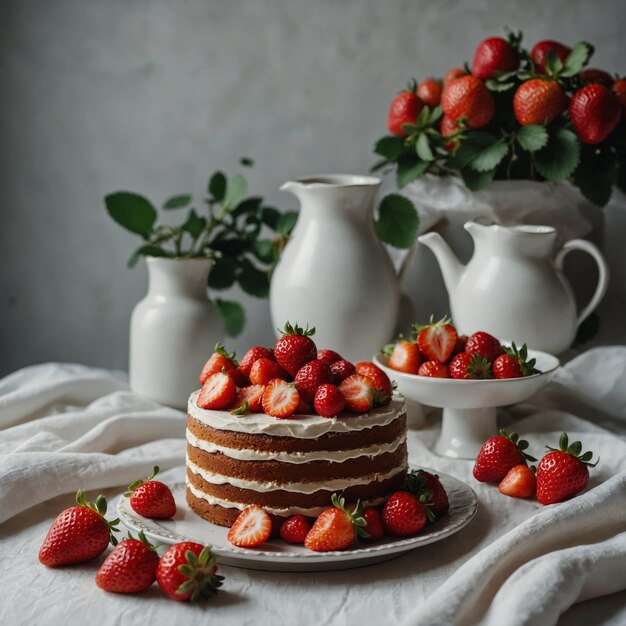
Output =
[
  {"x1": 188, "y1": 391, "x2": 406, "y2": 439},
  {"x1": 187, "y1": 458, "x2": 405, "y2": 494},
  {"x1": 186, "y1": 429, "x2": 407, "y2": 464},
  {"x1": 186, "y1": 480, "x2": 388, "y2": 517}
]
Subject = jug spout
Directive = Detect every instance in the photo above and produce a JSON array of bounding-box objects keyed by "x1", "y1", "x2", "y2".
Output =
[{"x1": 418, "y1": 232, "x2": 464, "y2": 295}]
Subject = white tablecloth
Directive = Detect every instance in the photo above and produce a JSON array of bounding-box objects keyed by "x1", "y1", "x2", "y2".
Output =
[{"x1": 1, "y1": 353, "x2": 625, "y2": 626}]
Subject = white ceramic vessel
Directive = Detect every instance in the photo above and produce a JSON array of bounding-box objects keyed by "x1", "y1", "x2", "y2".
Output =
[
  {"x1": 270, "y1": 175, "x2": 400, "y2": 361},
  {"x1": 129, "y1": 257, "x2": 224, "y2": 410},
  {"x1": 419, "y1": 220, "x2": 609, "y2": 355},
  {"x1": 374, "y1": 349, "x2": 560, "y2": 459}
]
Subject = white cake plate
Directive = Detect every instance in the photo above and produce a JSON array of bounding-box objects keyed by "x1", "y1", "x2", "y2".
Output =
[
  {"x1": 373, "y1": 349, "x2": 560, "y2": 459},
  {"x1": 117, "y1": 469, "x2": 477, "y2": 572}
]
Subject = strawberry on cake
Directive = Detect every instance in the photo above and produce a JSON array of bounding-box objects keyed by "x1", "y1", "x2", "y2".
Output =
[{"x1": 185, "y1": 323, "x2": 408, "y2": 528}]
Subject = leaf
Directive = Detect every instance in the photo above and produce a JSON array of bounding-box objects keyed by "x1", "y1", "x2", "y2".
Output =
[
  {"x1": 239, "y1": 156, "x2": 254, "y2": 167},
  {"x1": 572, "y1": 147, "x2": 617, "y2": 207},
  {"x1": 468, "y1": 140, "x2": 509, "y2": 172},
  {"x1": 560, "y1": 42, "x2": 593, "y2": 77},
  {"x1": 373, "y1": 136, "x2": 406, "y2": 161},
  {"x1": 253, "y1": 239, "x2": 276, "y2": 264},
  {"x1": 208, "y1": 255, "x2": 238, "y2": 289},
  {"x1": 261, "y1": 207, "x2": 281, "y2": 229},
  {"x1": 516, "y1": 125, "x2": 549, "y2": 152},
  {"x1": 485, "y1": 80, "x2": 515, "y2": 92},
  {"x1": 429, "y1": 106, "x2": 443, "y2": 124},
  {"x1": 237, "y1": 265, "x2": 270, "y2": 298},
  {"x1": 533, "y1": 128, "x2": 580, "y2": 182},
  {"x1": 373, "y1": 194, "x2": 419, "y2": 249},
  {"x1": 105, "y1": 192, "x2": 157, "y2": 238},
  {"x1": 208, "y1": 171, "x2": 227, "y2": 201},
  {"x1": 276, "y1": 211, "x2": 298, "y2": 235},
  {"x1": 416, "y1": 105, "x2": 431, "y2": 128},
  {"x1": 181, "y1": 209, "x2": 207, "y2": 238},
  {"x1": 163, "y1": 194, "x2": 192, "y2": 209},
  {"x1": 215, "y1": 299, "x2": 246, "y2": 337},
  {"x1": 545, "y1": 48, "x2": 563, "y2": 74},
  {"x1": 127, "y1": 244, "x2": 168, "y2": 268},
  {"x1": 224, "y1": 174, "x2": 247, "y2": 208},
  {"x1": 461, "y1": 167, "x2": 495, "y2": 191},
  {"x1": 396, "y1": 156, "x2": 430, "y2": 188},
  {"x1": 415, "y1": 133, "x2": 435, "y2": 161},
  {"x1": 446, "y1": 132, "x2": 498, "y2": 170}
]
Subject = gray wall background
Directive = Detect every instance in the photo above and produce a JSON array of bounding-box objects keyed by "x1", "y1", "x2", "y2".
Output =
[{"x1": 1, "y1": 0, "x2": 625, "y2": 376}]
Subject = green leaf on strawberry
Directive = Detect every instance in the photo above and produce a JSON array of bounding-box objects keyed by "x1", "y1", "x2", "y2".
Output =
[
  {"x1": 374, "y1": 136, "x2": 407, "y2": 161},
  {"x1": 374, "y1": 194, "x2": 419, "y2": 249},
  {"x1": 415, "y1": 133, "x2": 435, "y2": 161},
  {"x1": 446, "y1": 132, "x2": 498, "y2": 170},
  {"x1": 533, "y1": 128, "x2": 580, "y2": 182},
  {"x1": 396, "y1": 156, "x2": 430, "y2": 188},
  {"x1": 461, "y1": 166, "x2": 496, "y2": 191},
  {"x1": 469, "y1": 139, "x2": 509, "y2": 172},
  {"x1": 559, "y1": 42, "x2": 594, "y2": 78},
  {"x1": 516, "y1": 125, "x2": 549, "y2": 152}
]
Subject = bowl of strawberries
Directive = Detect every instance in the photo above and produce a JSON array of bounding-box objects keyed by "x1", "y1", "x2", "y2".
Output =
[{"x1": 373, "y1": 317, "x2": 560, "y2": 459}]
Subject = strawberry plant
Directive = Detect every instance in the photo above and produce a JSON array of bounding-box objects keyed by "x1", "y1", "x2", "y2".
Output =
[
  {"x1": 374, "y1": 30, "x2": 626, "y2": 208},
  {"x1": 105, "y1": 158, "x2": 298, "y2": 336}
]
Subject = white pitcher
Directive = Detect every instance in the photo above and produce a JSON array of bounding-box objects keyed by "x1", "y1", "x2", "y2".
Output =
[
  {"x1": 418, "y1": 220, "x2": 609, "y2": 354},
  {"x1": 270, "y1": 175, "x2": 400, "y2": 361}
]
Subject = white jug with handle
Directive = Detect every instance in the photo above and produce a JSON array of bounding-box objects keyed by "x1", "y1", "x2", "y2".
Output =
[{"x1": 418, "y1": 220, "x2": 609, "y2": 354}]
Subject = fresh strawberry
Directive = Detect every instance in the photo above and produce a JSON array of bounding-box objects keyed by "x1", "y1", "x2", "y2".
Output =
[
  {"x1": 249, "y1": 357, "x2": 289, "y2": 386},
  {"x1": 317, "y1": 349, "x2": 343, "y2": 365},
  {"x1": 444, "y1": 67, "x2": 467, "y2": 86},
  {"x1": 536, "y1": 433, "x2": 598, "y2": 505},
  {"x1": 418, "y1": 360, "x2": 450, "y2": 378},
  {"x1": 238, "y1": 345, "x2": 274, "y2": 377},
  {"x1": 304, "y1": 494, "x2": 368, "y2": 552},
  {"x1": 355, "y1": 361, "x2": 393, "y2": 406},
  {"x1": 227, "y1": 505, "x2": 273, "y2": 548},
  {"x1": 313, "y1": 383, "x2": 346, "y2": 418},
  {"x1": 274, "y1": 322, "x2": 318, "y2": 377},
  {"x1": 471, "y1": 36, "x2": 519, "y2": 80},
  {"x1": 361, "y1": 507, "x2": 385, "y2": 541},
  {"x1": 441, "y1": 75, "x2": 495, "y2": 129},
  {"x1": 338, "y1": 374, "x2": 375, "y2": 413},
  {"x1": 197, "y1": 371, "x2": 237, "y2": 410},
  {"x1": 96, "y1": 531, "x2": 159, "y2": 593},
  {"x1": 417, "y1": 78, "x2": 443, "y2": 108},
  {"x1": 225, "y1": 367, "x2": 249, "y2": 388},
  {"x1": 387, "y1": 89, "x2": 423, "y2": 137},
  {"x1": 330, "y1": 359, "x2": 356, "y2": 383},
  {"x1": 39, "y1": 490, "x2": 119, "y2": 567},
  {"x1": 279, "y1": 515, "x2": 311, "y2": 544},
  {"x1": 580, "y1": 68, "x2": 614, "y2": 87},
  {"x1": 440, "y1": 114, "x2": 459, "y2": 151},
  {"x1": 452, "y1": 334, "x2": 468, "y2": 356},
  {"x1": 499, "y1": 464, "x2": 536, "y2": 499},
  {"x1": 294, "y1": 359, "x2": 334, "y2": 402},
  {"x1": 125, "y1": 466, "x2": 177, "y2": 519},
  {"x1": 493, "y1": 342, "x2": 540, "y2": 379},
  {"x1": 405, "y1": 469, "x2": 449, "y2": 520},
  {"x1": 570, "y1": 84, "x2": 621, "y2": 144},
  {"x1": 473, "y1": 430, "x2": 536, "y2": 484},
  {"x1": 513, "y1": 79, "x2": 568, "y2": 126},
  {"x1": 297, "y1": 396, "x2": 314, "y2": 415},
  {"x1": 385, "y1": 340, "x2": 422, "y2": 374},
  {"x1": 613, "y1": 78, "x2": 626, "y2": 117},
  {"x1": 199, "y1": 343, "x2": 237, "y2": 385},
  {"x1": 231, "y1": 384, "x2": 265, "y2": 415},
  {"x1": 382, "y1": 491, "x2": 427, "y2": 537},
  {"x1": 414, "y1": 317, "x2": 458, "y2": 363},
  {"x1": 530, "y1": 40, "x2": 571, "y2": 74},
  {"x1": 262, "y1": 379, "x2": 300, "y2": 418},
  {"x1": 156, "y1": 542, "x2": 223, "y2": 602},
  {"x1": 465, "y1": 331, "x2": 502, "y2": 363}
]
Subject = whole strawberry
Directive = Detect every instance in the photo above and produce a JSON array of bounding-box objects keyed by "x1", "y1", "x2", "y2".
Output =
[
  {"x1": 382, "y1": 491, "x2": 427, "y2": 537},
  {"x1": 294, "y1": 359, "x2": 334, "y2": 402},
  {"x1": 442, "y1": 75, "x2": 495, "y2": 129},
  {"x1": 238, "y1": 345, "x2": 273, "y2": 377},
  {"x1": 317, "y1": 349, "x2": 343, "y2": 365},
  {"x1": 199, "y1": 343, "x2": 237, "y2": 385},
  {"x1": 530, "y1": 40, "x2": 571, "y2": 74},
  {"x1": 156, "y1": 542, "x2": 223, "y2": 602},
  {"x1": 330, "y1": 359, "x2": 356, "y2": 383},
  {"x1": 465, "y1": 331, "x2": 502, "y2": 363},
  {"x1": 417, "y1": 78, "x2": 443, "y2": 108},
  {"x1": 536, "y1": 432, "x2": 598, "y2": 505},
  {"x1": 387, "y1": 89, "x2": 423, "y2": 137},
  {"x1": 279, "y1": 515, "x2": 311, "y2": 544},
  {"x1": 274, "y1": 322, "x2": 317, "y2": 377},
  {"x1": 570, "y1": 84, "x2": 621, "y2": 144},
  {"x1": 405, "y1": 469, "x2": 449, "y2": 520},
  {"x1": 313, "y1": 383, "x2": 346, "y2": 418},
  {"x1": 580, "y1": 68, "x2": 614, "y2": 87},
  {"x1": 96, "y1": 531, "x2": 160, "y2": 594},
  {"x1": 493, "y1": 343, "x2": 541, "y2": 379},
  {"x1": 449, "y1": 352, "x2": 492, "y2": 380},
  {"x1": 473, "y1": 430, "x2": 536, "y2": 484},
  {"x1": 513, "y1": 79, "x2": 568, "y2": 126},
  {"x1": 125, "y1": 466, "x2": 177, "y2": 519},
  {"x1": 39, "y1": 490, "x2": 119, "y2": 567},
  {"x1": 361, "y1": 507, "x2": 385, "y2": 541},
  {"x1": 471, "y1": 36, "x2": 519, "y2": 80},
  {"x1": 613, "y1": 78, "x2": 626, "y2": 117}
]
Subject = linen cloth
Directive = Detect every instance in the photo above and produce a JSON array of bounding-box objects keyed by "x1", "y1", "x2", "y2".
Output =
[{"x1": 1, "y1": 352, "x2": 625, "y2": 626}]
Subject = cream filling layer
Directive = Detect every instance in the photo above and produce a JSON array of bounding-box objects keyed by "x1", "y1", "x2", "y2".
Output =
[
  {"x1": 186, "y1": 429, "x2": 407, "y2": 464},
  {"x1": 188, "y1": 391, "x2": 406, "y2": 439},
  {"x1": 186, "y1": 481, "x2": 387, "y2": 517},
  {"x1": 187, "y1": 458, "x2": 406, "y2": 494}
]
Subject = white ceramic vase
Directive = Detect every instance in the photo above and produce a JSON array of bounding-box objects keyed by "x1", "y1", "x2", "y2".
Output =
[
  {"x1": 270, "y1": 174, "x2": 400, "y2": 362},
  {"x1": 129, "y1": 257, "x2": 224, "y2": 409}
]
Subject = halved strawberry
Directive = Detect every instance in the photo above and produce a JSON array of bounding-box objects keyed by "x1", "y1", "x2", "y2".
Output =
[
  {"x1": 231, "y1": 385, "x2": 265, "y2": 415},
  {"x1": 418, "y1": 360, "x2": 450, "y2": 378},
  {"x1": 197, "y1": 371, "x2": 237, "y2": 410},
  {"x1": 262, "y1": 379, "x2": 300, "y2": 418},
  {"x1": 355, "y1": 361, "x2": 393, "y2": 406},
  {"x1": 317, "y1": 349, "x2": 343, "y2": 365},
  {"x1": 239, "y1": 346, "x2": 274, "y2": 377},
  {"x1": 499, "y1": 464, "x2": 536, "y2": 498},
  {"x1": 249, "y1": 357, "x2": 289, "y2": 386},
  {"x1": 385, "y1": 340, "x2": 422, "y2": 374},
  {"x1": 414, "y1": 317, "x2": 458, "y2": 363},
  {"x1": 227, "y1": 506, "x2": 272, "y2": 548},
  {"x1": 338, "y1": 374, "x2": 375, "y2": 413},
  {"x1": 199, "y1": 343, "x2": 237, "y2": 385}
]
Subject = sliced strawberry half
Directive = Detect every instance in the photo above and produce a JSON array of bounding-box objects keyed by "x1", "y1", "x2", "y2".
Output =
[
  {"x1": 227, "y1": 506, "x2": 272, "y2": 548},
  {"x1": 355, "y1": 361, "x2": 393, "y2": 406},
  {"x1": 231, "y1": 384, "x2": 265, "y2": 415},
  {"x1": 197, "y1": 371, "x2": 237, "y2": 410},
  {"x1": 384, "y1": 340, "x2": 422, "y2": 374},
  {"x1": 262, "y1": 379, "x2": 300, "y2": 418},
  {"x1": 338, "y1": 374, "x2": 375, "y2": 413},
  {"x1": 414, "y1": 317, "x2": 458, "y2": 363}
]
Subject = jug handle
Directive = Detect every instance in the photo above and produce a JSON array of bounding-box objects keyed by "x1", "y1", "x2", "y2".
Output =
[{"x1": 555, "y1": 239, "x2": 610, "y2": 328}]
